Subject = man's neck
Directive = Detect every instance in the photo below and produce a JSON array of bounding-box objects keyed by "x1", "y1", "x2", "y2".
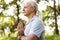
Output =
[{"x1": 27, "y1": 13, "x2": 35, "y2": 20}]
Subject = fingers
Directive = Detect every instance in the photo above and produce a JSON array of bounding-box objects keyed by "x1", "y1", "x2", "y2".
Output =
[
  {"x1": 17, "y1": 22, "x2": 24, "y2": 30},
  {"x1": 18, "y1": 30, "x2": 24, "y2": 36},
  {"x1": 17, "y1": 21, "x2": 24, "y2": 36}
]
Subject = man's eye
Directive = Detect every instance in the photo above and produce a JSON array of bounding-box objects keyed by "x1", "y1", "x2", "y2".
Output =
[{"x1": 24, "y1": 7, "x2": 27, "y2": 8}]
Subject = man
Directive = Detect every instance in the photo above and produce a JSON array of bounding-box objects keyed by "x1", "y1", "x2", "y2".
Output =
[{"x1": 17, "y1": 0, "x2": 45, "y2": 40}]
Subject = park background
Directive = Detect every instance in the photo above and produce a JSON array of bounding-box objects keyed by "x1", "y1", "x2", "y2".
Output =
[{"x1": 0, "y1": 0, "x2": 60, "y2": 40}]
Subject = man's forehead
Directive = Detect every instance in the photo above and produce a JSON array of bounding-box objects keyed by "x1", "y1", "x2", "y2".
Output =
[{"x1": 24, "y1": 2, "x2": 31, "y2": 7}]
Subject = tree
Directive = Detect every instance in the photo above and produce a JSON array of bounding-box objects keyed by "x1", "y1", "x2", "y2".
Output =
[
  {"x1": 54, "y1": 0, "x2": 59, "y2": 35},
  {"x1": 41, "y1": 0, "x2": 59, "y2": 35},
  {"x1": 0, "y1": 0, "x2": 26, "y2": 32}
]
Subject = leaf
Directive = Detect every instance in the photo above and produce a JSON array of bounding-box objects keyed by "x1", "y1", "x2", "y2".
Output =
[
  {"x1": 35, "y1": 0, "x2": 40, "y2": 3},
  {"x1": 1, "y1": 0, "x2": 8, "y2": 10}
]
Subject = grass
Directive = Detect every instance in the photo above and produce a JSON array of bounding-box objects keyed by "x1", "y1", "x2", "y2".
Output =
[
  {"x1": 0, "y1": 36, "x2": 17, "y2": 40},
  {"x1": 45, "y1": 35, "x2": 60, "y2": 40},
  {"x1": 0, "y1": 33, "x2": 60, "y2": 40},
  {"x1": 0, "y1": 32, "x2": 17, "y2": 40}
]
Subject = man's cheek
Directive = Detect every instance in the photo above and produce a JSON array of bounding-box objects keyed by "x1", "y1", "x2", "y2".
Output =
[{"x1": 24, "y1": 9, "x2": 27, "y2": 13}]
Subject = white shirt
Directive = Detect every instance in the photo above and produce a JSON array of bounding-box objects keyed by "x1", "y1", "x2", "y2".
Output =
[{"x1": 24, "y1": 15, "x2": 45, "y2": 40}]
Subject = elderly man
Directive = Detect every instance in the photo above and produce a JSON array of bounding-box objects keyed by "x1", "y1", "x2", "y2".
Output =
[{"x1": 17, "y1": 0, "x2": 45, "y2": 40}]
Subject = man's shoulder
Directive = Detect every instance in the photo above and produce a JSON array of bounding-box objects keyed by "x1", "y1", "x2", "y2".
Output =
[
  {"x1": 32, "y1": 16, "x2": 42, "y2": 23},
  {"x1": 32, "y1": 16, "x2": 44, "y2": 27}
]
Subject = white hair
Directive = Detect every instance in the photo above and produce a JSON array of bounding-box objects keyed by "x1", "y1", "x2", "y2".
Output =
[
  {"x1": 23, "y1": 0, "x2": 40, "y2": 18},
  {"x1": 23, "y1": 0, "x2": 38, "y2": 13}
]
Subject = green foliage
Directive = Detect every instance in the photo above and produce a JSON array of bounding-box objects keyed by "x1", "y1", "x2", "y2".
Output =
[
  {"x1": 0, "y1": 13, "x2": 5, "y2": 17},
  {"x1": 45, "y1": 35, "x2": 60, "y2": 40},
  {"x1": 0, "y1": 0, "x2": 22, "y2": 32},
  {"x1": 49, "y1": 22, "x2": 55, "y2": 27},
  {"x1": 0, "y1": 16, "x2": 17, "y2": 31},
  {"x1": 41, "y1": 6, "x2": 53, "y2": 21},
  {"x1": 35, "y1": 0, "x2": 40, "y2": 3},
  {"x1": 56, "y1": 6, "x2": 60, "y2": 15},
  {"x1": 0, "y1": 32, "x2": 17, "y2": 40},
  {"x1": 9, "y1": 0, "x2": 17, "y2": 5},
  {"x1": 1, "y1": 0, "x2": 8, "y2": 10}
]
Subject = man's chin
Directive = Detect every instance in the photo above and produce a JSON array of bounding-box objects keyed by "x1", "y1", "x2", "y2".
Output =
[{"x1": 24, "y1": 13, "x2": 28, "y2": 16}]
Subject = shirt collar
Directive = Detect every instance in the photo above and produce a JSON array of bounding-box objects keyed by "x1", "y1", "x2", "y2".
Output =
[{"x1": 26, "y1": 15, "x2": 38, "y2": 25}]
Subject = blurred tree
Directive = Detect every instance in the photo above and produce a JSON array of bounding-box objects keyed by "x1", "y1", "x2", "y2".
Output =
[
  {"x1": 41, "y1": 0, "x2": 59, "y2": 35},
  {"x1": 53, "y1": 0, "x2": 59, "y2": 35},
  {"x1": 15, "y1": 0, "x2": 20, "y2": 26},
  {"x1": 0, "y1": 0, "x2": 25, "y2": 32},
  {"x1": 0, "y1": 0, "x2": 37, "y2": 32},
  {"x1": 35, "y1": 0, "x2": 59, "y2": 35}
]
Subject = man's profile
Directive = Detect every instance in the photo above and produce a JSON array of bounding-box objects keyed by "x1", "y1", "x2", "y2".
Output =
[{"x1": 17, "y1": 0, "x2": 45, "y2": 40}]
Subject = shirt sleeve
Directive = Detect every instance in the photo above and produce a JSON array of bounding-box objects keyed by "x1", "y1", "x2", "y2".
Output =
[{"x1": 28, "y1": 19, "x2": 44, "y2": 38}]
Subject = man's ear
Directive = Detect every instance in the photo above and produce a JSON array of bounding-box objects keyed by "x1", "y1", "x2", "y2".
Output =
[{"x1": 32, "y1": 6, "x2": 36, "y2": 12}]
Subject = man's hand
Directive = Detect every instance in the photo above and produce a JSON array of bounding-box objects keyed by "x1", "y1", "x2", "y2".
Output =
[{"x1": 17, "y1": 21, "x2": 25, "y2": 36}]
